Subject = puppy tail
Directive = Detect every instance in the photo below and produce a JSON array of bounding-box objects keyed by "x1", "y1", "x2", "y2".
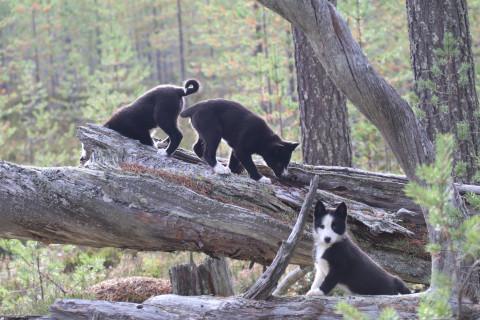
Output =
[
  {"x1": 183, "y1": 79, "x2": 200, "y2": 96},
  {"x1": 394, "y1": 277, "x2": 412, "y2": 295}
]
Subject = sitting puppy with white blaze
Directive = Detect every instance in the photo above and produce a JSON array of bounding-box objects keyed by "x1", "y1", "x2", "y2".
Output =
[{"x1": 307, "y1": 201, "x2": 411, "y2": 296}]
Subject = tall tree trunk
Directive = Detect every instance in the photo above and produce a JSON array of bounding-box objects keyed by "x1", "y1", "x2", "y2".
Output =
[
  {"x1": 256, "y1": 0, "x2": 479, "y2": 302},
  {"x1": 31, "y1": 5, "x2": 41, "y2": 84},
  {"x1": 406, "y1": 0, "x2": 480, "y2": 184},
  {"x1": 176, "y1": 0, "x2": 186, "y2": 81},
  {"x1": 293, "y1": 17, "x2": 352, "y2": 166}
]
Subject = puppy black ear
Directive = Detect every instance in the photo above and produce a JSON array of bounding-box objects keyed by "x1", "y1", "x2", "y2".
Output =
[
  {"x1": 335, "y1": 202, "x2": 348, "y2": 220},
  {"x1": 314, "y1": 201, "x2": 326, "y2": 221},
  {"x1": 285, "y1": 141, "x2": 299, "y2": 152}
]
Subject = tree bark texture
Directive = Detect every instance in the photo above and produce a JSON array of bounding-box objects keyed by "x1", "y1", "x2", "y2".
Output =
[
  {"x1": 169, "y1": 257, "x2": 235, "y2": 297},
  {"x1": 292, "y1": 10, "x2": 352, "y2": 167},
  {"x1": 272, "y1": 266, "x2": 313, "y2": 296},
  {"x1": 406, "y1": 0, "x2": 480, "y2": 184},
  {"x1": 257, "y1": 0, "x2": 435, "y2": 180},
  {"x1": 256, "y1": 0, "x2": 479, "y2": 301},
  {"x1": 0, "y1": 124, "x2": 443, "y2": 284},
  {"x1": 41, "y1": 294, "x2": 480, "y2": 320},
  {"x1": 243, "y1": 175, "x2": 319, "y2": 300}
]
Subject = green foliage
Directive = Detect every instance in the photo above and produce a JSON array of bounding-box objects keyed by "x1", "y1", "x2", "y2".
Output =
[
  {"x1": 458, "y1": 62, "x2": 470, "y2": 86},
  {"x1": 335, "y1": 302, "x2": 401, "y2": 320},
  {"x1": 335, "y1": 301, "x2": 370, "y2": 320},
  {"x1": 405, "y1": 134, "x2": 480, "y2": 317},
  {"x1": 404, "y1": 134, "x2": 455, "y2": 231},
  {"x1": 456, "y1": 121, "x2": 469, "y2": 141},
  {"x1": 417, "y1": 273, "x2": 453, "y2": 320},
  {"x1": 379, "y1": 307, "x2": 400, "y2": 320},
  {"x1": 0, "y1": 240, "x2": 104, "y2": 314}
]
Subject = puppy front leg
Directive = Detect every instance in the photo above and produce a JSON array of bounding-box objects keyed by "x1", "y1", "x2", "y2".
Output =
[
  {"x1": 306, "y1": 265, "x2": 326, "y2": 296},
  {"x1": 235, "y1": 151, "x2": 270, "y2": 183}
]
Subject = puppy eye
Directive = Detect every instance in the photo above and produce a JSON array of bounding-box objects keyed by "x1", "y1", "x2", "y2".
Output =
[{"x1": 319, "y1": 225, "x2": 325, "y2": 229}]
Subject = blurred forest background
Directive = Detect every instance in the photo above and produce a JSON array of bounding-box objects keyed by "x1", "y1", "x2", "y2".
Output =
[
  {"x1": 0, "y1": 0, "x2": 479, "y2": 315},
  {"x1": 4, "y1": 0, "x2": 478, "y2": 170}
]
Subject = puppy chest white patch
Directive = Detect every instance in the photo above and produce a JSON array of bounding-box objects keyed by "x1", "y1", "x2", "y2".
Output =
[
  {"x1": 81, "y1": 143, "x2": 87, "y2": 158},
  {"x1": 314, "y1": 244, "x2": 330, "y2": 277}
]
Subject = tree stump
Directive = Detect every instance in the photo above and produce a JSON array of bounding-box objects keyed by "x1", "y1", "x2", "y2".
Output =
[{"x1": 170, "y1": 257, "x2": 235, "y2": 296}]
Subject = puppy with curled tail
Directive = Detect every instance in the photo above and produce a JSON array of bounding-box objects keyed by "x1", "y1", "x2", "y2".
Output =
[{"x1": 80, "y1": 79, "x2": 200, "y2": 163}]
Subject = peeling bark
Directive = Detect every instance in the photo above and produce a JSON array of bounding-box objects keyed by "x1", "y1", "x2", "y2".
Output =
[{"x1": 0, "y1": 124, "x2": 444, "y2": 283}]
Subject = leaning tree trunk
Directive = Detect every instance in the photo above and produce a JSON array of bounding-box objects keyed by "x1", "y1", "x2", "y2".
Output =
[
  {"x1": 406, "y1": 0, "x2": 480, "y2": 184},
  {"x1": 292, "y1": 3, "x2": 352, "y2": 167},
  {"x1": 256, "y1": 0, "x2": 479, "y2": 301}
]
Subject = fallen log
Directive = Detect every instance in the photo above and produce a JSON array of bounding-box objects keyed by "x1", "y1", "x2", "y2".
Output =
[
  {"x1": 244, "y1": 175, "x2": 319, "y2": 300},
  {"x1": 41, "y1": 294, "x2": 480, "y2": 320},
  {"x1": 0, "y1": 123, "x2": 464, "y2": 283}
]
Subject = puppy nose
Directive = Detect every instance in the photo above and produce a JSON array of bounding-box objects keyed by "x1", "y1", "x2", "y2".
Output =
[{"x1": 324, "y1": 237, "x2": 331, "y2": 243}]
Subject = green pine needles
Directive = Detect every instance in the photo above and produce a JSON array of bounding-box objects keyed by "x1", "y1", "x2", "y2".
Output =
[
  {"x1": 405, "y1": 133, "x2": 479, "y2": 319},
  {"x1": 335, "y1": 134, "x2": 479, "y2": 319}
]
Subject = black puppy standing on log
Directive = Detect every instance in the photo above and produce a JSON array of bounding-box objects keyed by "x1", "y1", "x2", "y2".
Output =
[
  {"x1": 307, "y1": 201, "x2": 412, "y2": 296},
  {"x1": 80, "y1": 79, "x2": 200, "y2": 163},
  {"x1": 180, "y1": 98, "x2": 299, "y2": 183}
]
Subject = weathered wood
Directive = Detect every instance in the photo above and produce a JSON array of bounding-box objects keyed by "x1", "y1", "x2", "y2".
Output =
[
  {"x1": 199, "y1": 257, "x2": 235, "y2": 297},
  {"x1": 0, "y1": 124, "x2": 437, "y2": 283},
  {"x1": 244, "y1": 175, "x2": 319, "y2": 300},
  {"x1": 0, "y1": 123, "x2": 439, "y2": 284},
  {"x1": 41, "y1": 295, "x2": 480, "y2": 320},
  {"x1": 169, "y1": 262, "x2": 202, "y2": 296},
  {"x1": 170, "y1": 257, "x2": 235, "y2": 296},
  {"x1": 273, "y1": 266, "x2": 313, "y2": 296}
]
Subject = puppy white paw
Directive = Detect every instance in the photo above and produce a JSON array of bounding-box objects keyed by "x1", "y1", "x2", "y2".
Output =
[
  {"x1": 213, "y1": 163, "x2": 231, "y2": 175},
  {"x1": 157, "y1": 149, "x2": 168, "y2": 157},
  {"x1": 306, "y1": 288, "x2": 324, "y2": 296},
  {"x1": 257, "y1": 176, "x2": 271, "y2": 184}
]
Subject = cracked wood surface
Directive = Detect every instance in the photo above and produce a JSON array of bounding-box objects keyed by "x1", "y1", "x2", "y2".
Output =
[
  {"x1": 0, "y1": 124, "x2": 440, "y2": 283},
  {"x1": 41, "y1": 294, "x2": 480, "y2": 320}
]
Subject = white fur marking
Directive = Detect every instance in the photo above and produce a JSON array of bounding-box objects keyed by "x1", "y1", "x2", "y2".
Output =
[
  {"x1": 158, "y1": 149, "x2": 168, "y2": 157},
  {"x1": 81, "y1": 143, "x2": 87, "y2": 158},
  {"x1": 306, "y1": 288, "x2": 325, "y2": 296},
  {"x1": 258, "y1": 176, "x2": 272, "y2": 184},
  {"x1": 155, "y1": 140, "x2": 169, "y2": 148},
  {"x1": 308, "y1": 213, "x2": 344, "y2": 296},
  {"x1": 213, "y1": 162, "x2": 231, "y2": 175},
  {"x1": 316, "y1": 215, "x2": 343, "y2": 245},
  {"x1": 282, "y1": 168, "x2": 289, "y2": 177}
]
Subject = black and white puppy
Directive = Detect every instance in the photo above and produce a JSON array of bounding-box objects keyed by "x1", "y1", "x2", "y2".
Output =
[
  {"x1": 180, "y1": 98, "x2": 299, "y2": 183},
  {"x1": 307, "y1": 201, "x2": 411, "y2": 296},
  {"x1": 80, "y1": 79, "x2": 200, "y2": 163}
]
